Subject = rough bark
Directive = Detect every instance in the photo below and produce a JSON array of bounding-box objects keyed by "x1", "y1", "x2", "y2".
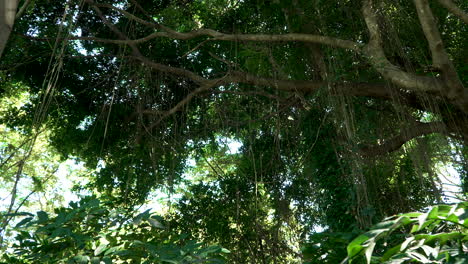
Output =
[{"x1": 0, "y1": 0, "x2": 19, "y2": 58}]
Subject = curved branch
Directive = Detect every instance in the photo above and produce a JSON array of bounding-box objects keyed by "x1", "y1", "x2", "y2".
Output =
[
  {"x1": 360, "y1": 121, "x2": 448, "y2": 157},
  {"x1": 25, "y1": 31, "x2": 362, "y2": 52},
  {"x1": 86, "y1": 1, "x2": 362, "y2": 51},
  {"x1": 361, "y1": 0, "x2": 447, "y2": 94},
  {"x1": 414, "y1": 0, "x2": 464, "y2": 99},
  {"x1": 132, "y1": 53, "x2": 429, "y2": 105},
  {"x1": 437, "y1": 0, "x2": 468, "y2": 24}
]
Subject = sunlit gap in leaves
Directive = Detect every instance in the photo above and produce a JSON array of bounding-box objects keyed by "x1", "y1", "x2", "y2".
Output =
[
  {"x1": 0, "y1": 86, "x2": 88, "y2": 223},
  {"x1": 437, "y1": 141, "x2": 464, "y2": 203},
  {"x1": 140, "y1": 137, "x2": 242, "y2": 214},
  {"x1": 438, "y1": 164, "x2": 463, "y2": 203}
]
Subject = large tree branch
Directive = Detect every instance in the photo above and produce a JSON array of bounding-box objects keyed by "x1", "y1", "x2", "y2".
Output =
[
  {"x1": 413, "y1": 0, "x2": 465, "y2": 100},
  {"x1": 86, "y1": 1, "x2": 362, "y2": 51},
  {"x1": 134, "y1": 53, "x2": 406, "y2": 101},
  {"x1": 50, "y1": 30, "x2": 362, "y2": 52},
  {"x1": 0, "y1": 0, "x2": 19, "y2": 58},
  {"x1": 360, "y1": 121, "x2": 448, "y2": 157},
  {"x1": 361, "y1": 0, "x2": 448, "y2": 94},
  {"x1": 437, "y1": 0, "x2": 468, "y2": 24},
  {"x1": 134, "y1": 52, "x2": 441, "y2": 109}
]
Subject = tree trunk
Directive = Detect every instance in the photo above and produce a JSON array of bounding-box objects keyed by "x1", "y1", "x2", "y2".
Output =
[{"x1": 0, "y1": 0, "x2": 19, "y2": 58}]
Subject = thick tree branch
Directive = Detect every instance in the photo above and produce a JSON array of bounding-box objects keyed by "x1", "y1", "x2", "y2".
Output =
[
  {"x1": 360, "y1": 121, "x2": 448, "y2": 157},
  {"x1": 361, "y1": 0, "x2": 447, "y2": 94},
  {"x1": 437, "y1": 0, "x2": 468, "y2": 24},
  {"x1": 132, "y1": 53, "x2": 431, "y2": 107},
  {"x1": 86, "y1": 1, "x2": 363, "y2": 51},
  {"x1": 0, "y1": 0, "x2": 19, "y2": 58},
  {"x1": 413, "y1": 0, "x2": 464, "y2": 99}
]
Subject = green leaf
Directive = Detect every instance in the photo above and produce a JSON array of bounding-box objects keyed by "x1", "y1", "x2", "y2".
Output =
[
  {"x1": 102, "y1": 257, "x2": 112, "y2": 264},
  {"x1": 104, "y1": 246, "x2": 123, "y2": 256},
  {"x1": 15, "y1": 217, "x2": 33, "y2": 228},
  {"x1": 37, "y1": 211, "x2": 49, "y2": 223},
  {"x1": 446, "y1": 213, "x2": 459, "y2": 223},
  {"x1": 133, "y1": 209, "x2": 151, "y2": 225},
  {"x1": 3, "y1": 212, "x2": 34, "y2": 217},
  {"x1": 401, "y1": 212, "x2": 422, "y2": 218},
  {"x1": 417, "y1": 212, "x2": 428, "y2": 231},
  {"x1": 400, "y1": 236, "x2": 415, "y2": 251},
  {"x1": 373, "y1": 220, "x2": 397, "y2": 229},
  {"x1": 420, "y1": 245, "x2": 438, "y2": 258},
  {"x1": 408, "y1": 251, "x2": 431, "y2": 262},
  {"x1": 72, "y1": 255, "x2": 90, "y2": 264},
  {"x1": 428, "y1": 207, "x2": 439, "y2": 219},
  {"x1": 381, "y1": 244, "x2": 403, "y2": 261},
  {"x1": 347, "y1": 234, "x2": 369, "y2": 259},
  {"x1": 414, "y1": 232, "x2": 464, "y2": 245},
  {"x1": 148, "y1": 218, "x2": 164, "y2": 229},
  {"x1": 94, "y1": 243, "x2": 108, "y2": 256},
  {"x1": 364, "y1": 240, "x2": 376, "y2": 264}
]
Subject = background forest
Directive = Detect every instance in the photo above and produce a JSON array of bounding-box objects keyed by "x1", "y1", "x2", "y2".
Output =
[{"x1": 0, "y1": 0, "x2": 467, "y2": 263}]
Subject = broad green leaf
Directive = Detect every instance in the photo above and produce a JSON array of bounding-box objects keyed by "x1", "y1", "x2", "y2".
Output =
[
  {"x1": 446, "y1": 213, "x2": 459, "y2": 223},
  {"x1": 72, "y1": 255, "x2": 90, "y2": 264},
  {"x1": 94, "y1": 243, "x2": 107, "y2": 256},
  {"x1": 133, "y1": 209, "x2": 151, "y2": 225},
  {"x1": 381, "y1": 244, "x2": 403, "y2": 261},
  {"x1": 3, "y1": 212, "x2": 34, "y2": 217},
  {"x1": 373, "y1": 220, "x2": 397, "y2": 229},
  {"x1": 428, "y1": 207, "x2": 439, "y2": 219},
  {"x1": 102, "y1": 256, "x2": 112, "y2": 264},
  {"x1": 401, "y1": 212, "x2": 422, "y2": 218},
  {"x1": 15, "y1": 217, "x2": 33, "y2": 228},
  {"x1": 414, "y1": 232, "x2": 464, "y2": 245},
  {"x1": 436, "y1": 205, "x2": 452, "y2": 216},
  {"x1": 148, "y1": 218, "x2": 164, "y2": 229},
  {"x1": 417, "y1": 212, "x2": 428, "y2": 231},
  {"x1": 104, "y1": 246, "x2": 123, "y2": 256},
  {"x1": 407, "y1": 251, "x2": 430, "y2": 262},
  {"x1": 420, "y1": 245, "x2": 437, "y2": 258},
  {"x1": 410, "y1": 224, "x2": 419, "y2": 233},
  {"x1": 400, "y1": 237, "x2": 415, "y2": 251},
  {"x1": 364, "y1": 240, "x2": 376, "y2": 264},
  {"x1": 37, "y1": 211, "x2": 48, "y2": 223},
  {"x1": 347, "y1": 234, "x2": 369, "y2": 258}
]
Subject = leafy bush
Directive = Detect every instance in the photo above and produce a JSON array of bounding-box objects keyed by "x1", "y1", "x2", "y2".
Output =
[
  {"x1": 344, "y1": 202, "x2": 467, "y2": 264},
  {"x1": 1, "y1": 196, "x2": 228, "y2": 263}
]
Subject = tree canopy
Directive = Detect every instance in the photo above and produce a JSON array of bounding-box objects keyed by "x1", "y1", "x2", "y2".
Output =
[{"x1": 0, "y1": 0, "x2": 467, "y2": 262}]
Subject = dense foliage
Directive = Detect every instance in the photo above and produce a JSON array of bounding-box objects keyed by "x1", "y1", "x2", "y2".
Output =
[
  {"x1": 345, "y1": 202, "x2": 468, "y2": 264},
  {"x1": 0, "y1": 0, "x2": 467, "y2": 262},
  {"x1": 2, "y1": 197, "x2": 228, "y2": 263}
]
